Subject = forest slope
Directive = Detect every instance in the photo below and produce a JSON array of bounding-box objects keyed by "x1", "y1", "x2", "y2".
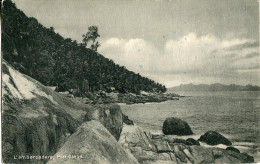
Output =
[{"x1": 2, "y1": 0, "x2": 166, "y2": 95}]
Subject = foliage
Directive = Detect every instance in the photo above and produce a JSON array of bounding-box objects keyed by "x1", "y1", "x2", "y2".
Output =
[
  {"x1": 82, "y1": 26, "x2": 100, "y2": 51},
  {"x1": 2, "y1": 0, "x2": 167, "y2": 95}
]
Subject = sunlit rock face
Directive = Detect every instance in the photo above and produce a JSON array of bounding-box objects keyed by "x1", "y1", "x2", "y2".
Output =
[
  {"x1": 47, "y1": 121, "x2": 139, "y2": 164},
  {"x1": 2, "y1": 61, "x2": 86, "y2": 164}
]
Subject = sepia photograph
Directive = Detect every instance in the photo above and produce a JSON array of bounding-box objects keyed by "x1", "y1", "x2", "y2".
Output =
[{"x1": 1, "y1": 0, "x2": 259, "y2": 163}]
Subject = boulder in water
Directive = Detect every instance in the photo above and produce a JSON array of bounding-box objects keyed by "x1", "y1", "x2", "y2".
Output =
[
  {"x1": 186, "y1": 138, "x2": 200, "y2": 145},
  {"x1": 198, "y1": 131, "x2": 232, "y2": 146},
  {"x1": 226, "y1": 146, "x2": 240, "y2": 153},
  {"x1": 162, "y1": 117, "x2": 193, "y2": 135}
]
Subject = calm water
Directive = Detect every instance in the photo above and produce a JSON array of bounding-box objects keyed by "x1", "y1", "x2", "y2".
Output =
[{"x1": 120, "y1": 91, "x2": 260, "y2": 159}]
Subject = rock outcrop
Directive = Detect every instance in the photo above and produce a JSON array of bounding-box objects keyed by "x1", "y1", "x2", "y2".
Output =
[
  {"x1": 119, "y1": 124, "x2": 254, "y2": 163},
  {"x1": 162, "y1": 117, "x2": 193, "y2": 135},
  {"x1": 198, "y1": 131, "x2": 232, "y2": 146},
  {"x1": 117, "y1": 93, "x2": 180, "y2": 104},
  {"x1": 119, "y1": 124, "x2": 157, "y2": 152},
  {"x1": 123, "y1": 113, "x2": 134, "y2": 125},
  {"x1": 2, "y1": 61, "x2": 90, "y2": 164},
  {"x1": 119, "y1": 124, "x2": 175, "y2": 163},
  {"x1": 2, "y1": 61, "x2": 131, "y2": 163},
  {"x1": 47, "y1": 121, "x2": 139, "y2": 164},
  {"x1": 84, "y1": 104, "x2": 123, "y2": 140}
]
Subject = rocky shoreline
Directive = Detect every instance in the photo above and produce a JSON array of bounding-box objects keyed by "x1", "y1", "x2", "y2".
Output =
[
  {"x1": 3, "y1": 61, "x2": 255, "y2": 164},
  {"x1": 45, "y1": 113, "x2": 255, "y2": 164},
  {"x1": 58, "y1": 90, "x2": 181, "y2": 105},
  {"x1": 55, "y1": 89, "x2": 255, "y2": 164},
  {"x1": 119, "y1": 123, "x2": 254, "y2": 164},
  {"x1": 117, "y1": 92, "x2": 181, "y2": 104}
]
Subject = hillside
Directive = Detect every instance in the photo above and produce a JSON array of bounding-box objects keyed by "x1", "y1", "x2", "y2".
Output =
[
  {"x1": 1, "y1": 0, "x2": 166, "y2": 95},
  {"x1": 169, "y1": 83, "x2": 260, "y2": 92},
  {"x1": 2, "y1": 60, "x2": 133, "y2": 163}
]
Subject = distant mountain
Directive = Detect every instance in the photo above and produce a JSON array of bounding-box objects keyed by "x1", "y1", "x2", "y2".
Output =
[
  {"x1": 169, "y1": 83, "x2": 260, "y2": 92},
  {"x1": 1, "y1": 0, "x2": 166, "y2": 95}
]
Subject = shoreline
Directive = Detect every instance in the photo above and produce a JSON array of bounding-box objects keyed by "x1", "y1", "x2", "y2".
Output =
[
  {"x1": 139, "y1": 123, "x2": 260, "y2": 162},
  {"x1": 118, "y1": 94, "x2": 260, "y2": 163},
  {"x1": 60, "y1": 90, "x2": 182, "y2": 105},
  {"x1": 126, "y1": 123, "x2": 260, "y2": 161},
  {"x1": 59, "y1": 89, "x2": 260, "y2": 162},
  {"x1": 119, "y1": 123, "x2": 256, "y2": 163}
]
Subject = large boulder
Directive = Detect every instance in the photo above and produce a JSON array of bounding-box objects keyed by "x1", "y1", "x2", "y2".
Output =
[
  {"x1": 84, "y1": 104, "x2": 123, "y2": 140},
  {"x1": 47, "y1": 121, "x2": 139, "y2": 164},
  {"x1": 119, "y1": 124, "x2": 157, "y2": 152},
  {"x1": 123, "y1": 114, "x2": 134, "y2": 125},
  {"x1": 198, "y1": 131, "x2": 232, "y2": 146},
  {"x1": 119, "y1": 124, "x2": 178, "y2": 163},
  {"x1": 162, "y1": 117, "x2": 193, "y2": 135}
]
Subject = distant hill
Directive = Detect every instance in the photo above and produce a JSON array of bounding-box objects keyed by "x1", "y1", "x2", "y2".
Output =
[
  {"x1": 1, "y1": 0, "x2": 166, "y2": 95},
  {"x1": 169, "y1": 83, "x2": 260, "y2": 92}
]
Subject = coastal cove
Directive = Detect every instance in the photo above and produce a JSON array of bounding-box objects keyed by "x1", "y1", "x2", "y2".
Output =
[
  {"x1": 3, "y1": 60, "x2": 257, "y2": 163},
  {"x1": 120, "y1": 91, "x2": 260, "y2": 161},
  {"x1": 2, "y1": 0, "x2": 259, "y2": 163}
]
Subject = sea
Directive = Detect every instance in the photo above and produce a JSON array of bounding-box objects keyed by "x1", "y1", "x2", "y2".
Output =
[{"x1": 120, "y1": 91, "x2": 260, "y2": 161}]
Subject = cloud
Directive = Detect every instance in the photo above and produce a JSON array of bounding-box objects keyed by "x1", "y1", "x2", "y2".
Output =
[
  {"x1": 164, "y1": 33, "x2": 259, "y2": 74},
  {"x1": 100, "y1": 38, "x2": 160, "y2": 73},
  {"x1": 99, "y1": 33, "x2": 259, "y2": 87}
]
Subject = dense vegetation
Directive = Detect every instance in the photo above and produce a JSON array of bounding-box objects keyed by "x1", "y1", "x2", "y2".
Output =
[{"x1": 1, "y1": 0, "x2": 166, "y2": 95}]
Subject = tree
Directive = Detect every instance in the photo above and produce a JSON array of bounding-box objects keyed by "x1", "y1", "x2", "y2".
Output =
[
  {"x1": 50, "y1": 27, "x2": 54, "y2": 31},
  {"x1": 82, "y1": 26, "x2": 100, "y2": 51},
  {"x1": 91, "y1": 41, "x2": 101, "y2": 52}
]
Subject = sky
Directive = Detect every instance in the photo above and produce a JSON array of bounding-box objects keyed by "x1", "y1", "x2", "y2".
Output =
[{"x1": 12, "y1": 0, "x2": 259, "y2": 87}]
